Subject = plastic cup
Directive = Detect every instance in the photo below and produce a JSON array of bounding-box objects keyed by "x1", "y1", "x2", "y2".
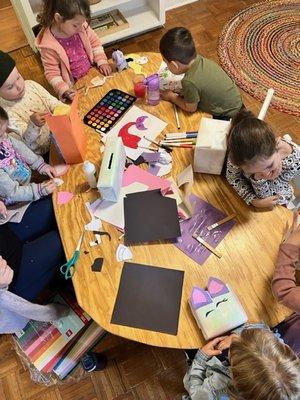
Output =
[{"x1": 132, "y1": 74, "x2": 146, "y2": 98}]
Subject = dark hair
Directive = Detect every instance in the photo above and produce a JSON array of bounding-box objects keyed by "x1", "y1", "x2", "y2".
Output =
[
  {"x1": 159, "y1": 27, "x2": 196, "y2": 64},
  {"x1": 0, "y1": 107, "x2": 8, "y2": 121},
  {"x1": 227, "y1": 109, "x2": 276, "y2": 166},
  {"x1": 37, "y1": 0, "x2": 91, "y2": 27}
]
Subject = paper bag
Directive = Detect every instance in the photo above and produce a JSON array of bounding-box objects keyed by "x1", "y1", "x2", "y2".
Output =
[{"x1": 46, "y1": 93, "x2": 87, "y2": 164}]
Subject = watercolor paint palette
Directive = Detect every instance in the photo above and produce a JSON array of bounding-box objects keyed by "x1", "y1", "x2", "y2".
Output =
[{"x1": 83, "y1": 89, "x2": 136, "y2": 134}]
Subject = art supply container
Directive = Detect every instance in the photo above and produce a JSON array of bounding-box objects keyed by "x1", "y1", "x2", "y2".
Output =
[
  {"x1": 83, "y1": 161, "x2": 97, "y2": 188},
  {"x1": 144, "y1": 73, "x2": 160, "y2": 106},
  {"x1": 132, "y1": 74, "x2": 146, "y2": 98}
]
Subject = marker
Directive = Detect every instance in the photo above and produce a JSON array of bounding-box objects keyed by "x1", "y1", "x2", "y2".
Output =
[
  {"x1": 173, "y1": 104, "x2": 180, "y2": 129},
  {"x1": 161, "y1": 138, "x2": 196, "y2": 143},
  {"x1": 161, "y1": 143, "x2": 194, "y2": 148},
  {"x1": 165, "y1": 131, "x2": 198, "y2": 139}
]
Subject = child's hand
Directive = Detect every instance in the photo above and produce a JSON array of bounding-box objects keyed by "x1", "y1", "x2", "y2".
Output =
[
  {"x1": 62, "y1": 89, "x2": 76, "y2": 102},
  {"x1": 215, "y1": 333, "x2": 238, "y2": 351},
  {"x1": 0, "y1": 256, "x2": 14, "y2": 287},
  {"x1": 41, "y1": 165, "x2": 57, "y2": 179},
  {"x1": 201, "y1": 336, "x2": 227, "y2": 357},
  {"x1": 41, "y1": 180, "x2": 56, "y2": 195},
  {"x1": 98, "y1": 63, "x2": 112, "y2": 76},
  {"x1": 0, "y1": 201, "x2": 7, "y2": 219},
  {"x1": 251, "y1": 195, "x2": 280, "y2": 208},
  {"x1": 160, "y1": 90, "x2": 177, "y2": 102},
  {"x1": 30, "y1": 111, "x2": 51, "y2": 127}
]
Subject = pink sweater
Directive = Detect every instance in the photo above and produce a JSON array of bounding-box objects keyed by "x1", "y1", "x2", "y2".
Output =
[
  {"x1": 272, "y1": 243, "x2": 300, "y2": 314},
  {"x1": 36, "y1": 24, "x2": 108, "y2": 98}
]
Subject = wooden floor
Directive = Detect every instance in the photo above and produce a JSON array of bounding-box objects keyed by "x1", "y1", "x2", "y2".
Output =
[{"x1": 1, "y1": 1, "x2": 300, "y2": 399}]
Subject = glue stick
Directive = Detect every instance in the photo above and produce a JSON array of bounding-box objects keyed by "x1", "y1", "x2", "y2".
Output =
[{"x1": 83, "y1": 161, "x2": 97, "y2": 188}]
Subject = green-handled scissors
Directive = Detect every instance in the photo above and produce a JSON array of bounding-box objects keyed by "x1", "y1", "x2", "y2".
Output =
[{"x1": 60, "y1": 232, "x2": 84, "y2": 280}]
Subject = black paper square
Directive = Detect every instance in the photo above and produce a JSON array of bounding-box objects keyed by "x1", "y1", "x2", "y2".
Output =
[
  {"x1": 111, "y1": 262, "x2": 184, "y2": 335},
  {"x1": 124, "y1": 189, "x2": 181, "y2": 245}
]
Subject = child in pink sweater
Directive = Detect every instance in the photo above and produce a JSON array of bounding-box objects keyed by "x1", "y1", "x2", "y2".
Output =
[{"x1": 36, "y1": 0, "x2": 111, "y2": 102}]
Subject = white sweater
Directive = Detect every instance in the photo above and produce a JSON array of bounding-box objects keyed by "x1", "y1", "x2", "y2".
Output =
[{"x1": 0, "y1": 80, "x2": 62, "y2": 155}]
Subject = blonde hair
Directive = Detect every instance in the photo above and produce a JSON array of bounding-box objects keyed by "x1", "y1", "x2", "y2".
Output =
[{"x1": 229, "y1": 328, "x2": 300, "y2": 400}]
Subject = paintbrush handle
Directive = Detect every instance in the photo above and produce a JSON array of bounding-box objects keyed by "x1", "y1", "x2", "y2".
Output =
[
  {"x1": 193, "y1": 235, "x2": 222, "y2": 258},
  {"x1": 207, "y1": 213, "x2": 236, "y2": 231}
]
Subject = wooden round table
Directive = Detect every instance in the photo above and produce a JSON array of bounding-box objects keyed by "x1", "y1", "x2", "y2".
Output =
[{"x1": 53, "y1": 52, "x2": 292, "y2": 349}]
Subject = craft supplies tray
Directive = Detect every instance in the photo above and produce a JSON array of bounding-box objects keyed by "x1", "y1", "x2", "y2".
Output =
[{"x1": 83, "y1": 89, "x2": 136, "y2": 134}]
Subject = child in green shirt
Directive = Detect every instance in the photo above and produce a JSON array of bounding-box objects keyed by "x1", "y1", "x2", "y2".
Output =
[{"x1": 159, "y1": 27, "x2": 243, "y2": 120}]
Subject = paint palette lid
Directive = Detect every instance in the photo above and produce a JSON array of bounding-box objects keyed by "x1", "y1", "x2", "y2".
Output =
[{"x1": 83, "y1": 89, "x2": 136, "y2": 135}]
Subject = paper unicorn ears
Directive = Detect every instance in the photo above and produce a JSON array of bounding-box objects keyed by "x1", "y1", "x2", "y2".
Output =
[{"x1": 191, "y1": 278, "x2": 229, "y2": 309}]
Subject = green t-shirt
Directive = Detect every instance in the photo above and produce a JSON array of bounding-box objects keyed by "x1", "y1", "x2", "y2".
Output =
[{"x1": 181, "y1": 54, "x2": 242, "y2": 117}]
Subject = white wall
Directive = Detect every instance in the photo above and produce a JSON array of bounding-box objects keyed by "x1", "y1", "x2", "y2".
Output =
[{"x1": 165, "y1": 0, "x2": 198, "y2": 11}]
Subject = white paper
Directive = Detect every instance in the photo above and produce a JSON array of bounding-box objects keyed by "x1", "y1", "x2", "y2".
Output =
[
  {"x1": 85, "y1": 218, "x2": 102, "y2": 231},
  {"x1": 89, "y1": 182, "x2": 148, "y2": 229},
  {"x1": 158, "y1": 61, "x2": 184, "y2": 93},
  {"x1": 116, "y1": 244, "x2": 133, "y2": 261},
  {"x1": 104, "y1": 105, "x2": 167, "y2": 161}
]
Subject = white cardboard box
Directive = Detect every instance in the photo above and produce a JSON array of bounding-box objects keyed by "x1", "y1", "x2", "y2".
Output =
[{"x1": 194, "y1": 117, "x2": 230, "y2": 175}]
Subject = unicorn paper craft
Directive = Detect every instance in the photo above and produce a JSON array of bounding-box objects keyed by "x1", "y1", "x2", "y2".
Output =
[
  {"x1": 112, "y1": 50, "x2": 128, "y2": 72},
  {"x1": 118, "y1": 116, "x2": 148, "y2": 149},
  {"x1": 190, "y1": 277, "x2": 247, "y2": 340}
]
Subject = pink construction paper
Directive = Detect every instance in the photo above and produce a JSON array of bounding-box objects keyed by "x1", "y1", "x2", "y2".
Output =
[
  {"x1": 122, "y1": 165, "x2": 171, "y2": 193},
  {"x1": 54, "y1": 164, "x2": 70, "y2": 177},
  {"x1": 57, "y1": 191, "x2": 74, "y2": 205}
]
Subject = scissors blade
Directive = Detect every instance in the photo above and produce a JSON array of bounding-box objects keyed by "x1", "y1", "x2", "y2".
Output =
[{"x1": 75, "y1": 232, "x2": 85, "y2": 251}]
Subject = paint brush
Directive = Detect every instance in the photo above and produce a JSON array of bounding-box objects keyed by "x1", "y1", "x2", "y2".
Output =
[
  {"x1": 206, "y1": 214, "x2": 236, "y2": 231},
  {"x1": 192, "y1": 231, "x2": 222, "y2": 258},
  {"x1": 143, "y1": 136, "x2": 173, "y2": 153}
]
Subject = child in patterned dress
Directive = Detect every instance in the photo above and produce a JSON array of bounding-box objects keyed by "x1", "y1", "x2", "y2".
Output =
[
  {"x1": 0, "y1": 106, "x2": 56, "y2": 224},
  {"x1": 226, "y1": 109, "x2": 300, "y2": 208}
]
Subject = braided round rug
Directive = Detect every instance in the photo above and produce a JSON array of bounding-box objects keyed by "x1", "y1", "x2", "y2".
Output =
[{"x1": 218, "y1": 0, "x2": 300, "y2": 116}]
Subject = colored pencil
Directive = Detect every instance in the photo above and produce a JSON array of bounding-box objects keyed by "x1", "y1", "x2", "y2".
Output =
[
  {"x1": 160, "y1": 140, "x2": 195, "y2": 146},
  {"x1": 173, "y1": 104, "x2": 180, "y2": 129},
  {"x1": 206, "y1": 214, "x2": 236, "y2": 231},
  {"x1": 165, "y1": 131, "x2": 198, "y2": 139}
]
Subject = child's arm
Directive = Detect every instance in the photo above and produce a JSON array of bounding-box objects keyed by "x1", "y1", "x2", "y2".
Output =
[
  {"x1": 29, "y1": 81, "x2": 62, "y2": 112},
  {"x1": 226, "y1": 159, "x2": 279, "y2": 207},
  {"x1": 0, "y1": 169, "x2": 53, "y2": 203},
  {"x1": 184, "y1": 337, "x2": 230, "y2": 399},
  {"x1": 39, "y1": 49, "x2": 70, "y2": 99},
  {"x1": 272, "y1": 222, "x2": 300, "y2": 313},
  {"x1": 226, "y1": 159, "x2": 257, "y2": 205},
  {"x1": 161, "y1": 90, "x2": 197, "y2": 112},
  {"x1": 9, "y1": 136, "x2": 56, "y2": 179},
  {"x1": 161, "y1": 79, "x2": 198, "y2": 112},
  {"x1": 86, "y1": 26, "x2": 111, "y2": 76}
]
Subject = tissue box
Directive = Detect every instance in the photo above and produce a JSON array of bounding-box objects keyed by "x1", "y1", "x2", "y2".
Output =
[
  {"x1": 97, "y1": 136, "x2": 126, "y2": 202},
  {"x1": 46, "y1": 94, "x2": 87, "y2": 164},
  {"x1": 194, "y1": 117, "x2": 230, "y2": 175},
  {"x1": 189, "y1": 277, "x2": 248, "y2": 340}
]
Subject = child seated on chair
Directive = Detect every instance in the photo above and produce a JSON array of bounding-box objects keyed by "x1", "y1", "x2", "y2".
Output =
[
  {"x1": 36, "y1": 0, "x2": 111, "y2": 102},
  {"x1": 183, "y1": 326, "x2": 300, "y2": 400},
  {"x1": 159, "y1": 27, "x2": 243, "y2": 120},
  {"x1": 0, "y1": 50, "x2": 63, "y2": 155},
  {"x1": 226, "y1": 109, "x2": 300, "y2": 208},
  {"x1": 0, "y1": 106, "x2": 56, "y2": 225}
]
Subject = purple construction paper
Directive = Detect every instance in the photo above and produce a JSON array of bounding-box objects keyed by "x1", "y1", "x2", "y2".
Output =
[
  {"x1": 142, "y1": 152, "x2": 160, "y2": 163},
  {"x1": 148, "y1": 164, "x2": 160, "y2": 176},
  {"x1": 174, "y1": 194, "x2": 235, "y2": 265}
]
